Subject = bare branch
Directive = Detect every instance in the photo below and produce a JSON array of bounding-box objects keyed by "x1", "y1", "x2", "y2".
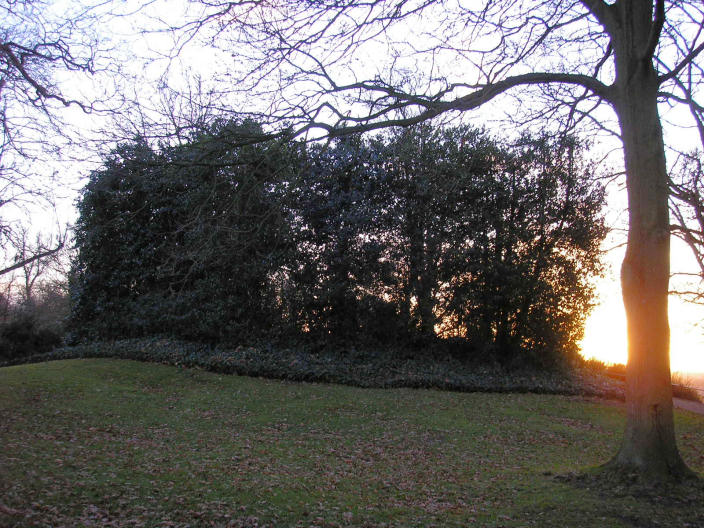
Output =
[
  {"x1": 317, "y1": 71, "x2": 613, "y2": 137},
  {"x1": 0, "y1": 238, "x2": 64, "y2": 277},
  {"x1": 659, "y1": 40, "x2": 704, "y2": 84},
  {"x1": 641, "y1": 0, "x2": 666, "y2": 61}
]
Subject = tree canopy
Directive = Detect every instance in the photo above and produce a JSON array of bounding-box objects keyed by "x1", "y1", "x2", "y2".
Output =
[
  {"x1": 0, "y1": 0, "x2": 117, "y2": 276},
  {"x1": 70, "y1": 121, "x2": 300, "y2": 343},
  {"x1": 71, "y1": 121, "x2": 606, "y2": 369}
]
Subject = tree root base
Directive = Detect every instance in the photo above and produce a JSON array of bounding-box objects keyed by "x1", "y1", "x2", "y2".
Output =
[{"x1": 555, "y1": 463, "x2": 702, "y2": 506}]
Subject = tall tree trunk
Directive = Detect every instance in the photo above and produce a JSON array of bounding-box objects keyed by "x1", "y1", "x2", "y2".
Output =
[
  {"x1": 608, "y1": 5, "x2": 692, "y2": 477},
  {"x1": 418, "y1": 231, "x2": 438, "y2": 338}
]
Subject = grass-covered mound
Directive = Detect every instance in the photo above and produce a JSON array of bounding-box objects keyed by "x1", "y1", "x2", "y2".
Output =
[
  {"x1": 1, "y1": 337, "x2": 624, "y2": 399},
  {"x1": 1, "y1": 359, "x2": 702, "y2": 527}
]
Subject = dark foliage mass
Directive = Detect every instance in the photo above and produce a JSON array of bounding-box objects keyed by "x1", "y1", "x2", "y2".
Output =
[
  {"x1": 0, "y1": 285, "x2": 69, "y2": 362},
  {"x1": 69, "y1": 121, "x2": 606, "y2": 368},
  {"x1": 70, "y1": 121, "x2": 300, "y2": 344},
  {"x1": 2, "y1": 337, "x2": 624, "y2": 400},
  {"x1": 0, "y1": 311, "x2": 62, "y2": 361}
]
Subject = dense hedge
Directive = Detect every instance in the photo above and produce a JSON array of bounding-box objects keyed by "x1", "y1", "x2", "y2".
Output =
[
  {"x1": 69, "y1": 122, "x2": 299, "y2": 345},
  {"x1": 69, "y1": 123, "x2": 607, "y2": 367},
  {"x1": 1, "y1": 337, "x2": 625, "y2": 400},
  {"x1": 0, "y1": 287, "x2": 69, "y2": 362}
]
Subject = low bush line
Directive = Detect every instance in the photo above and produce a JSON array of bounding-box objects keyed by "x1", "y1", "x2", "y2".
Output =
[{"x1": 1, "y1": 337, "x2": 625, "y2": 400}]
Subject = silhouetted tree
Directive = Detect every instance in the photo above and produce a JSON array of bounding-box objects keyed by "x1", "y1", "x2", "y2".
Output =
[
  {"x1": 438, "y1": 133, "x2": 606, "y2": 366},
  {"x1": 0, "y1": 0, "x2": 119, "y2": 276},
  {"x1": 288, "y1": 137, "x2": 369, "y2": 340},
  {"x1": 284, "y1": 125, "x2": 605, "y2": 363},
  {"x1": 70, "y1": 121, "x2": 300, "y2": 343},
  {"x1": 669, "y1": 151, "x2": 704, "y2": 302}
]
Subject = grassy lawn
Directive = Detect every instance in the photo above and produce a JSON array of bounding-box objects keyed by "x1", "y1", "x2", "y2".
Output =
[{"x1": 1, "y1": 359, "x2": 703, "y2": 527}]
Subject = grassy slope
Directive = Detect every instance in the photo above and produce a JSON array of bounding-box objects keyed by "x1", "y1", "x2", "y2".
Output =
[{"x1": 0, "y1": 359, "x2": 703, "y2": 527}]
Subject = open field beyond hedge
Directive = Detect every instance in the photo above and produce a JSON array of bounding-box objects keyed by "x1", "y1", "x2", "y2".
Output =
[{"x1": 1, "y1": 359, "x2": 703, "y2": 527}]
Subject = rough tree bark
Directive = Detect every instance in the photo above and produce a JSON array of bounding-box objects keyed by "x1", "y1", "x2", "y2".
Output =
[{"x1": 606, "y1": 0, "x2": 693, "y2": 478}]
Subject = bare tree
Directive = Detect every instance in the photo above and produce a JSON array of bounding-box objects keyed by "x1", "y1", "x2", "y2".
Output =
[
  {"x1": 0, "y1": 226, "x2": 66, "y2": 294},
  {"x1": 0, "y1": 0, "x2": 133, "y2": 274},
  {"x1": 148, "y1": 0, "x2": 704, "y2": 480},
  {"x1": 668, "y1": 151, "x2": 704, "y2": 302}
]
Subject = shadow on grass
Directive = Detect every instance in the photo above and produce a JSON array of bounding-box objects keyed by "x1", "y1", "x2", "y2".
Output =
[{"x1": 558, "y1": 466, "x2": 704, "y2": 508}]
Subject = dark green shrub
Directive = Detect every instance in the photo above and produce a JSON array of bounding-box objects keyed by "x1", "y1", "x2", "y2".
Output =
[
  {"x1": 69, "y1": 120, "x2": 301, "y2": 344},
  {"x1": 0, "y1": 311, "x2": 63, "y2": 361}
]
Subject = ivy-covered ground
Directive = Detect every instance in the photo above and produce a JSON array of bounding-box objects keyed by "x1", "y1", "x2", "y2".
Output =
[
  {"x1": 1, "y1": 359, "x2": 703, "y2": 527},
  {"x1": 1, "y1": 338, "x2": 627, "y2": 399}
]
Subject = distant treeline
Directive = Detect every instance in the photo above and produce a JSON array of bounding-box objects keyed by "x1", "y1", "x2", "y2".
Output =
[{"x1": 69, "y1": 121, "x2": 606, "y2": 367}]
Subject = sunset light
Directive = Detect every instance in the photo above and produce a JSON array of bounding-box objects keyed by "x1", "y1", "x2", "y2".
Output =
[
  {"x1": 580, "y1": 241, "x2": 704, "y2": 374},
  {"x1": 581, "y1": 288, "x2": 704, "y2": 373}
]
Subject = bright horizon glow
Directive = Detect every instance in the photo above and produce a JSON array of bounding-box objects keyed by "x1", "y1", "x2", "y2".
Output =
[
  {"x1": 579, "y1": 288, "x2": 704, "y2": 373},
  {"x1": 580, "y1": 242, "x2": 704, "y2": 374}
]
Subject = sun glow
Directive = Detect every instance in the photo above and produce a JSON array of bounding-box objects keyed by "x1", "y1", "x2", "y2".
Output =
[
  {"x1": 580, "y1": 243, "x2": 704, "y2": 374},
  {"x1": 580, "y1": 293, "x2": 704, "y2": 373},
  {"x1": 579, "y1": 290, "x2": 627, "y2": 366}
]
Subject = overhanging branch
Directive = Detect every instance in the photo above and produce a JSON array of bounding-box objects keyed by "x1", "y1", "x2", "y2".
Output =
[
  {"x1": 319, "y1": 71, "x2": 613, "y2": 137},
  {"x1": 0, "y1": 240, "x2": 64, "y2": 276},
  {"x1": 658, "y1": 41, "x2": 704, "y2": 84}
]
